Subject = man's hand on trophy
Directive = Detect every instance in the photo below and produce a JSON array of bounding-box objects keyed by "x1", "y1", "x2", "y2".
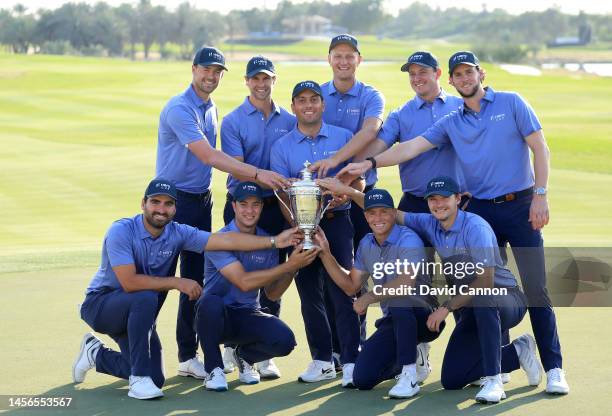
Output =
[
  {"x1": 313, "y1": 227, "x2": 331, "y2": 257},
  {"x1": 286, "y1": 243, "x2": 320, "y2": 271},
  {"x1": 335, "y1": 161, "x2": 371, "y2": 184},
  {"x1": 256, "y1": 169, "x2": 291, "y2": 190},
  {"x1": 327, "y1": 194, "x2": 350, "y2": 209},
  {"x1": 275, "y1": 227, "x2": 304, "y2": 248},
  {"x1": 316, "y1": 177, "x2": 354, "y2": 197},
  {"x1": 308, "y1": 158, "x2": 338, "y2": 179}
]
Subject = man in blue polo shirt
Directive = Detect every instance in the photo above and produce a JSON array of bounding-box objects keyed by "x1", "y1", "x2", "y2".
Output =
[
  {"x1": 197, "y1": 182, "x2": 318, "y2": 391},
  {"x1": 338, "y1": 51, "x2": 569, "y2": 395},
  {"x1": 72, "y1": 178, "x2": 300, "y2": 400},
  {"x1": 156, "y1": 46, "x2": 290, "y2": 379},
  {"x1": 314, "y1": 189, "x2": 443, "y2": 399},
  {"x1": 270, "y1": 80, "x2": 363, "y2": 387},
  {"x1": 220, "y1": 56, "x2": 296, "y2": 378}
]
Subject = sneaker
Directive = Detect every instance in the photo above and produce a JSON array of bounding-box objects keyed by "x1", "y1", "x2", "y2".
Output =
[
  {"x1": 470, "y1": 373, "x2": 511, "y2": 387},
  {"x1": 341, "y1": 363, "x2": 355, "y2": 388},
  {"x1": 513, "y1": 334, "x2": 542, "y2": 386},
  {"x1": 72, "y1": 333, "x2": 102, "y2": 383},
  {"x1": 475, "y1": 374, "x2": 506, "y2": 404},
  {"x1": 416, "y1": 343, "x2": 431, "y2": 383},
  {"x1": 257, "y1": 359, "x2": 281, "y2": 379},
  {"x1": 205, "y1": 367, "x2": 228, "y2": 392},
  {"x1": 389, "y1": 365, "x2": 420, "y2": 399},
  {"x1": 546, "y1": 368, "x2": 569, "y2": 395},
  {"x1": 222, "y1": 346, "x2": 236, "y2": 374},
  {"x1": 298, "y1": 360, "x2": 336, "y2": 383},
  {"x1": 332, "y1": 352, "x2": 342, "y2": 373},
  {"x1": 178, "y1": 355, "x2": 207, "y2": 379},
  {"x1": 233, "y1": 348, "x2": 260, "y2": 385},
  {"x1": 128, "y1": 376, "x2": 164, "y2": 400}
]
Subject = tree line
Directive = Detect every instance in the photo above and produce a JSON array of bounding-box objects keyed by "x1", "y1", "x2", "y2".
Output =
[{"x1": 0, "y1": 0, "x2": 609, "y2": 60}]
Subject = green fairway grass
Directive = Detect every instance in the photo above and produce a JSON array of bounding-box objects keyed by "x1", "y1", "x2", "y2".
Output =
[{"x1": 1, "y1": 51, "x2": 611, "y2": 414}]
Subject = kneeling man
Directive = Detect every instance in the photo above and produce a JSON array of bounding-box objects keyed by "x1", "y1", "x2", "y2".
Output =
[{"x1": 197, "y1": 182, "x2": 318, "y2": 391}]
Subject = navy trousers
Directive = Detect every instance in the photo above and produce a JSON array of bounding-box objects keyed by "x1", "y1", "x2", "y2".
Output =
[
  {"x1": 223, "y1": 194, "x2": 286, "y2": 317},
  {"x1": 172, "y1": 189, "x2": 212, "y2": 362},
  {"x1": 441, "y1": 288, "x2": 527, "y2": 389},
  {"x1": 467, "y1": 194, "x2": 563, "y2": 371},
  {"x1": 353, "y1": 306, "x2": 441, "y2": 390},
  {"x1": 80, "y1": 289, "x2": 165, "y2": 387},
  {"x1": 196, "y1": 294, "x2": 296, "y2": 373},
  {"x1": 296, "y1": 211, "x2": 360, "y2": 364}
]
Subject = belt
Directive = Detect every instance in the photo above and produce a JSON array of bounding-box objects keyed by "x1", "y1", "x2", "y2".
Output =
[
  {"x1": 482, "y1": 187, "x2": 533, "y2": 204},
  {"x1": 177, "y1": 189, "x2": 211, "y2": 199}
]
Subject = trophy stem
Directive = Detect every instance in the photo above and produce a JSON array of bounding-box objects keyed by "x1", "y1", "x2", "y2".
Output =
[{"x1": 303, "y1": 233, "x2": 317, "y2": 250}]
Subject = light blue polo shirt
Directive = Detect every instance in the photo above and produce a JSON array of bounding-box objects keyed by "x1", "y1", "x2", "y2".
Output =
[
  {"x1": 403, "y1": 210, "x2": 517, "y2": 288},
  {"x1": 204, "y1": 220, "x2": 278, "y2": 309},
  {"x1": 354, "y1": 224, "x2": 432, "y2": 315},
  {"x1": 422, "y1": 87, "x2": 540, "y2": 199},
  {"x1": 378, "y1": 90, "x2": 464, "y2": 196},
  {"x1": 156, "y1": 85, "x2": 218, "y2": 193},
  {"x1": 221, "y1": 97, "x2": 296, "y2": 196},
  {"x1": 321, "y1": 80, "x2": 385, "y2": 186},
  {"x1": 270, "y1": 122, "x2": 353, "y2": 211},
  {"x1": 86, "y1": 214, "x2": 210, "y2": 294}
]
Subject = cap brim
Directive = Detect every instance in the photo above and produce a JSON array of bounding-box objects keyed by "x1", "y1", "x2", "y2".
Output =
[
  {"x1": 424, "y1": 190, "x2": 455, "y2": 199},
  {"x1": 292, "y1": 87, "x2": 322, "y2": 99},
  {"x1": 234, "y1": 195, "x2": 263, "y2": 202},
  {"x1": 449, "y1": 62, "x2": 477, "y2": 73},
  {"x1": 401, "y1": 62, "x2": 435, "y2": 72},
  {"x1": 365, "y1": 203, "x2": 395, "y2": 210},
  {"x1": 196, "y1": 61, "x2": 228, "y2": 71},
  {"x1": 147, "y1": 192, "x2": 176, "y2": 200},
  {"x1": 246, "y1": 69, "x2": 275, "y2": 78},
  {"x1": 329, "y1": 41, "x2": 359, "y2": 53}
]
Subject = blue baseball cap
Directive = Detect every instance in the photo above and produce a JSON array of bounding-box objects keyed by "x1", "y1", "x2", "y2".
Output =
[
  {"x1": 401, "y1": 51, "x2": 439, "y2": 72},
  {"x1": 364, "y1": 189, "x2": 395, "y2": 210},
  {"x1": 246, "y1": 56, "x2": 275, "y2": 78},
  {"x1": 329, "y1": 34, "x2": 360, "y2": 54},
  {"x1": 233, "y1": 181, "x2": 263, "y2": 202},
  {"x1": 292, "y1": 80, "x2": 323, "y2": 99},
  {"x1": 448, "y1": 51, "x2": 479, "y2": 74},
  {"x1": 424, "y1": 176, "x2": 460, "y2": 198},
  {"x1": 193, "y1": 46, "x2": 227, "y2": 71},
  {"x1": 145, "y1": 178, "x2": 177, "y2": 200}
]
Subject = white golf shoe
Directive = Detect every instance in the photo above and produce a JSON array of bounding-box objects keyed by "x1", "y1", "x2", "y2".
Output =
[
  {"x1": 205, "y1": 367, "x2": 228, "y2": 392},
  {"x1": 389, "y1": 365, "x2": 420, "y2": 399},
  {"x1": 233, "y1": 349, "x2": 260, "y2": 384},
  {"x1": 178, "y1": 355, "x2": 207, "y2": 379},
  {"x1": 257, "y1": 359, "x2": 281, "y2": 379},
  {"x1": 128, "y1": 376, "x2": 164, "y2": 400},
  {"x1": 546, "y1": 368, "x2": 569, "y2": 395},
  {"x1": 341, "y1": 363, "x2": 355, "y2": 388},
  {"x1": 416, "y1": 343, "x2": 432, "y2": 383},
  {"x1": 470, "y1": 373, "x2": 511, "y2": 386},
  {"x1": 72, "y1": 333, "x2": 102, "y2": 383},
  {"x1": 222, "y1": 346, "x2": 236, "y2": 374},
  {"x1": 298, "y1": 360, "x2": 336, "y2": 383},
  {"x1": 475, "y1": 374, "x2": 506, "y2": 404},
  {"x1": 513, "y1": 333, "x2": 543, "y2": 386}
]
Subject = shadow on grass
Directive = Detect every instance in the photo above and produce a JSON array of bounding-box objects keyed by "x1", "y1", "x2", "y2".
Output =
[{"x1": 4, "y1": 376, "x2": 566, "y2": 415}]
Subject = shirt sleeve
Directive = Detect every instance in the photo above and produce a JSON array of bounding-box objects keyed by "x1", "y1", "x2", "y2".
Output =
[
  {"x1": 165, "y1": 104, "x2": 207, "y2": 146},
  {"x1": 363, "y1": 88, "x2": 385, "y2": 121},
  {"x1": 269, "y1": 141, "x2": 291, "y2": 177},
  {"x1": 512, "y1": 93, "x2": 542, "y2": 138},
  {"x1": 206, "y1": 249, "x2": 240, "y2": 272},
  {"x1": 377, "y1": 109, "x2": 401, "y2": 147},
  {"x1": 353, "y1": 240, "x2": 367, "y2": 272},
  {"x1": 220, "y1": 114, "x2": 244, "y2": 158},
  {"x1": 105, "y1": 222, "x2": 135, "y2": 268},
  {"x1": 422, "y1": 114, "x2": 452, "y2": 147},
  {"x1": 176, "y1": 223, "x2": 210, "y2": 254},
  {"x1": 464, "y1": 224, "x2": 498, "y2": 268},
  {"x1": 403, "y1": 213, "x2": 435, "y2": 242},
  {"x1": 397, "y1": 234, "x2": 426, "y2": 266}
]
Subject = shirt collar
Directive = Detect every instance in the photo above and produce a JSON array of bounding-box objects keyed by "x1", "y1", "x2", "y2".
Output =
[
  {"x1": 136, "y1": 214, "x2": 168, "y2": 241},
  {"x1": 242, "y1": 97, "x2": 282, "y2": 116},
  {"x1": 328, "y1": 79, "x2": 362, "y2": 97},
  {"x1": 415, "y1": 89, "x2": 448, "y2": 109},
  {"x1": 460, "y1": 86, "x2": 495, "y2": 114},
  {"x1": 372, "y1": 224, "x2": 402, "y2": 247},
  {"x1": 295, "y1": 122, "x2": 330, "y2": 143},
  {"x1": 445, "y1": 209, "x2": 465, "y2": 235},
  {"x1": 186, "y1": 84, "x2": 211, "y2": 110}
]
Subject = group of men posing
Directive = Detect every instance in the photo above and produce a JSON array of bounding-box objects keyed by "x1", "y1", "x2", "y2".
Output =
[{"x1": 72, "y1": 34, "x2": 570, "y2": 404}]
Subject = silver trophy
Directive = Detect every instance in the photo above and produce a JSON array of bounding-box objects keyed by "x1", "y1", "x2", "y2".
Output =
[{"x1": 275, "y1": 161, "x2": 331, "y2": 249}]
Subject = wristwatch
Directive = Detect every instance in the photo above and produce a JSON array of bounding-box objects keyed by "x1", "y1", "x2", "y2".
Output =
[
  {"x1": 270, "y1": 236, "x2": 276, "y2": 249},
  {"x1": 534, "y1": 187, "x2": 547, "y2": 196}
]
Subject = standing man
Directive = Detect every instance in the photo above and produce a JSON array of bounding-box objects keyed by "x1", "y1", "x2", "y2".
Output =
[
  {"x1": 197, "y1": 182, "x2": 318, "y2": 391},
  {"x1": 155, "y1": 46, "x2": 289, "y2": 379},
  {"x1": 219, "y1": 56, "x2": 296, "y2": 378},
  {"x1": 338, "y1": 51, "x2": 569, "y2": 395},
  {"x1": 72, "y1": 178, "x2": 300, "y2": 400},
  {"x1": 270, "y1": 81, "x2": 363, "y2": 387}
]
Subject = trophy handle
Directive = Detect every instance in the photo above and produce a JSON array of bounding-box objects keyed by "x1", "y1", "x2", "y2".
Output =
[
  {"x1": 316, "y1": 199, "x2": 333, "y2": 224},
  {"x1": 274, "y1": 189, "x2": 295, "y2": 223}
]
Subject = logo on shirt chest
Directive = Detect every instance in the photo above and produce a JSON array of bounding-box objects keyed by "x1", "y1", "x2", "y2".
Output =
[
  {"x1": 158, "y1": 250, "x2": 174, "y2": 257},
  {"x1": 346, "y1": 107, "x2": 360, "y2": 116},
  {"x1": 274, "y1": 128, "x2": 289, "y2": 135},
  {"x1": 490, "y1": 113, "x2": 506, "y2": 122},
  {"x1": 250, "y1": 254, "x2": 267, "y2": 264}
]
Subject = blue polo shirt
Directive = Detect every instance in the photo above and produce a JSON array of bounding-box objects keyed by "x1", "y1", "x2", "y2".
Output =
[
  {"x1": 270, "y1": 122, "x2": 354, "y2": 211},
  {"x1": 221, "y1": 97, "x2": 296, "y2": 196},
  {"x1": 321, "y1": 80, "x2": 385, "y2": 186},
  {"x1": 86, "y1": 214, "x2": 211, "y2": 294},
  {"x1": 354, "y1": 224, "x2": 432, "y2": 315},
  {"x1": 156, "y1": 85, "x2": 218, "y2": 193},
  {"x1": 403, "y1": 210, "x2": 517, "y2": 288},
  {"x1": 422, "y1": 87, "x2": 540, "y2": 199},
  {"x1": 378, "y1": 90, "x2": 464, "y2": 196},
  {"x1": 204, "y1": 220, "x2": 278, "y2": 309}
]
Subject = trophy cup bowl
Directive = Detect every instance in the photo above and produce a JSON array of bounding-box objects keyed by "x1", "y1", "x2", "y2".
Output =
[{"x1": 275, "y1": 162, "x2": 331, "y2": 250}]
